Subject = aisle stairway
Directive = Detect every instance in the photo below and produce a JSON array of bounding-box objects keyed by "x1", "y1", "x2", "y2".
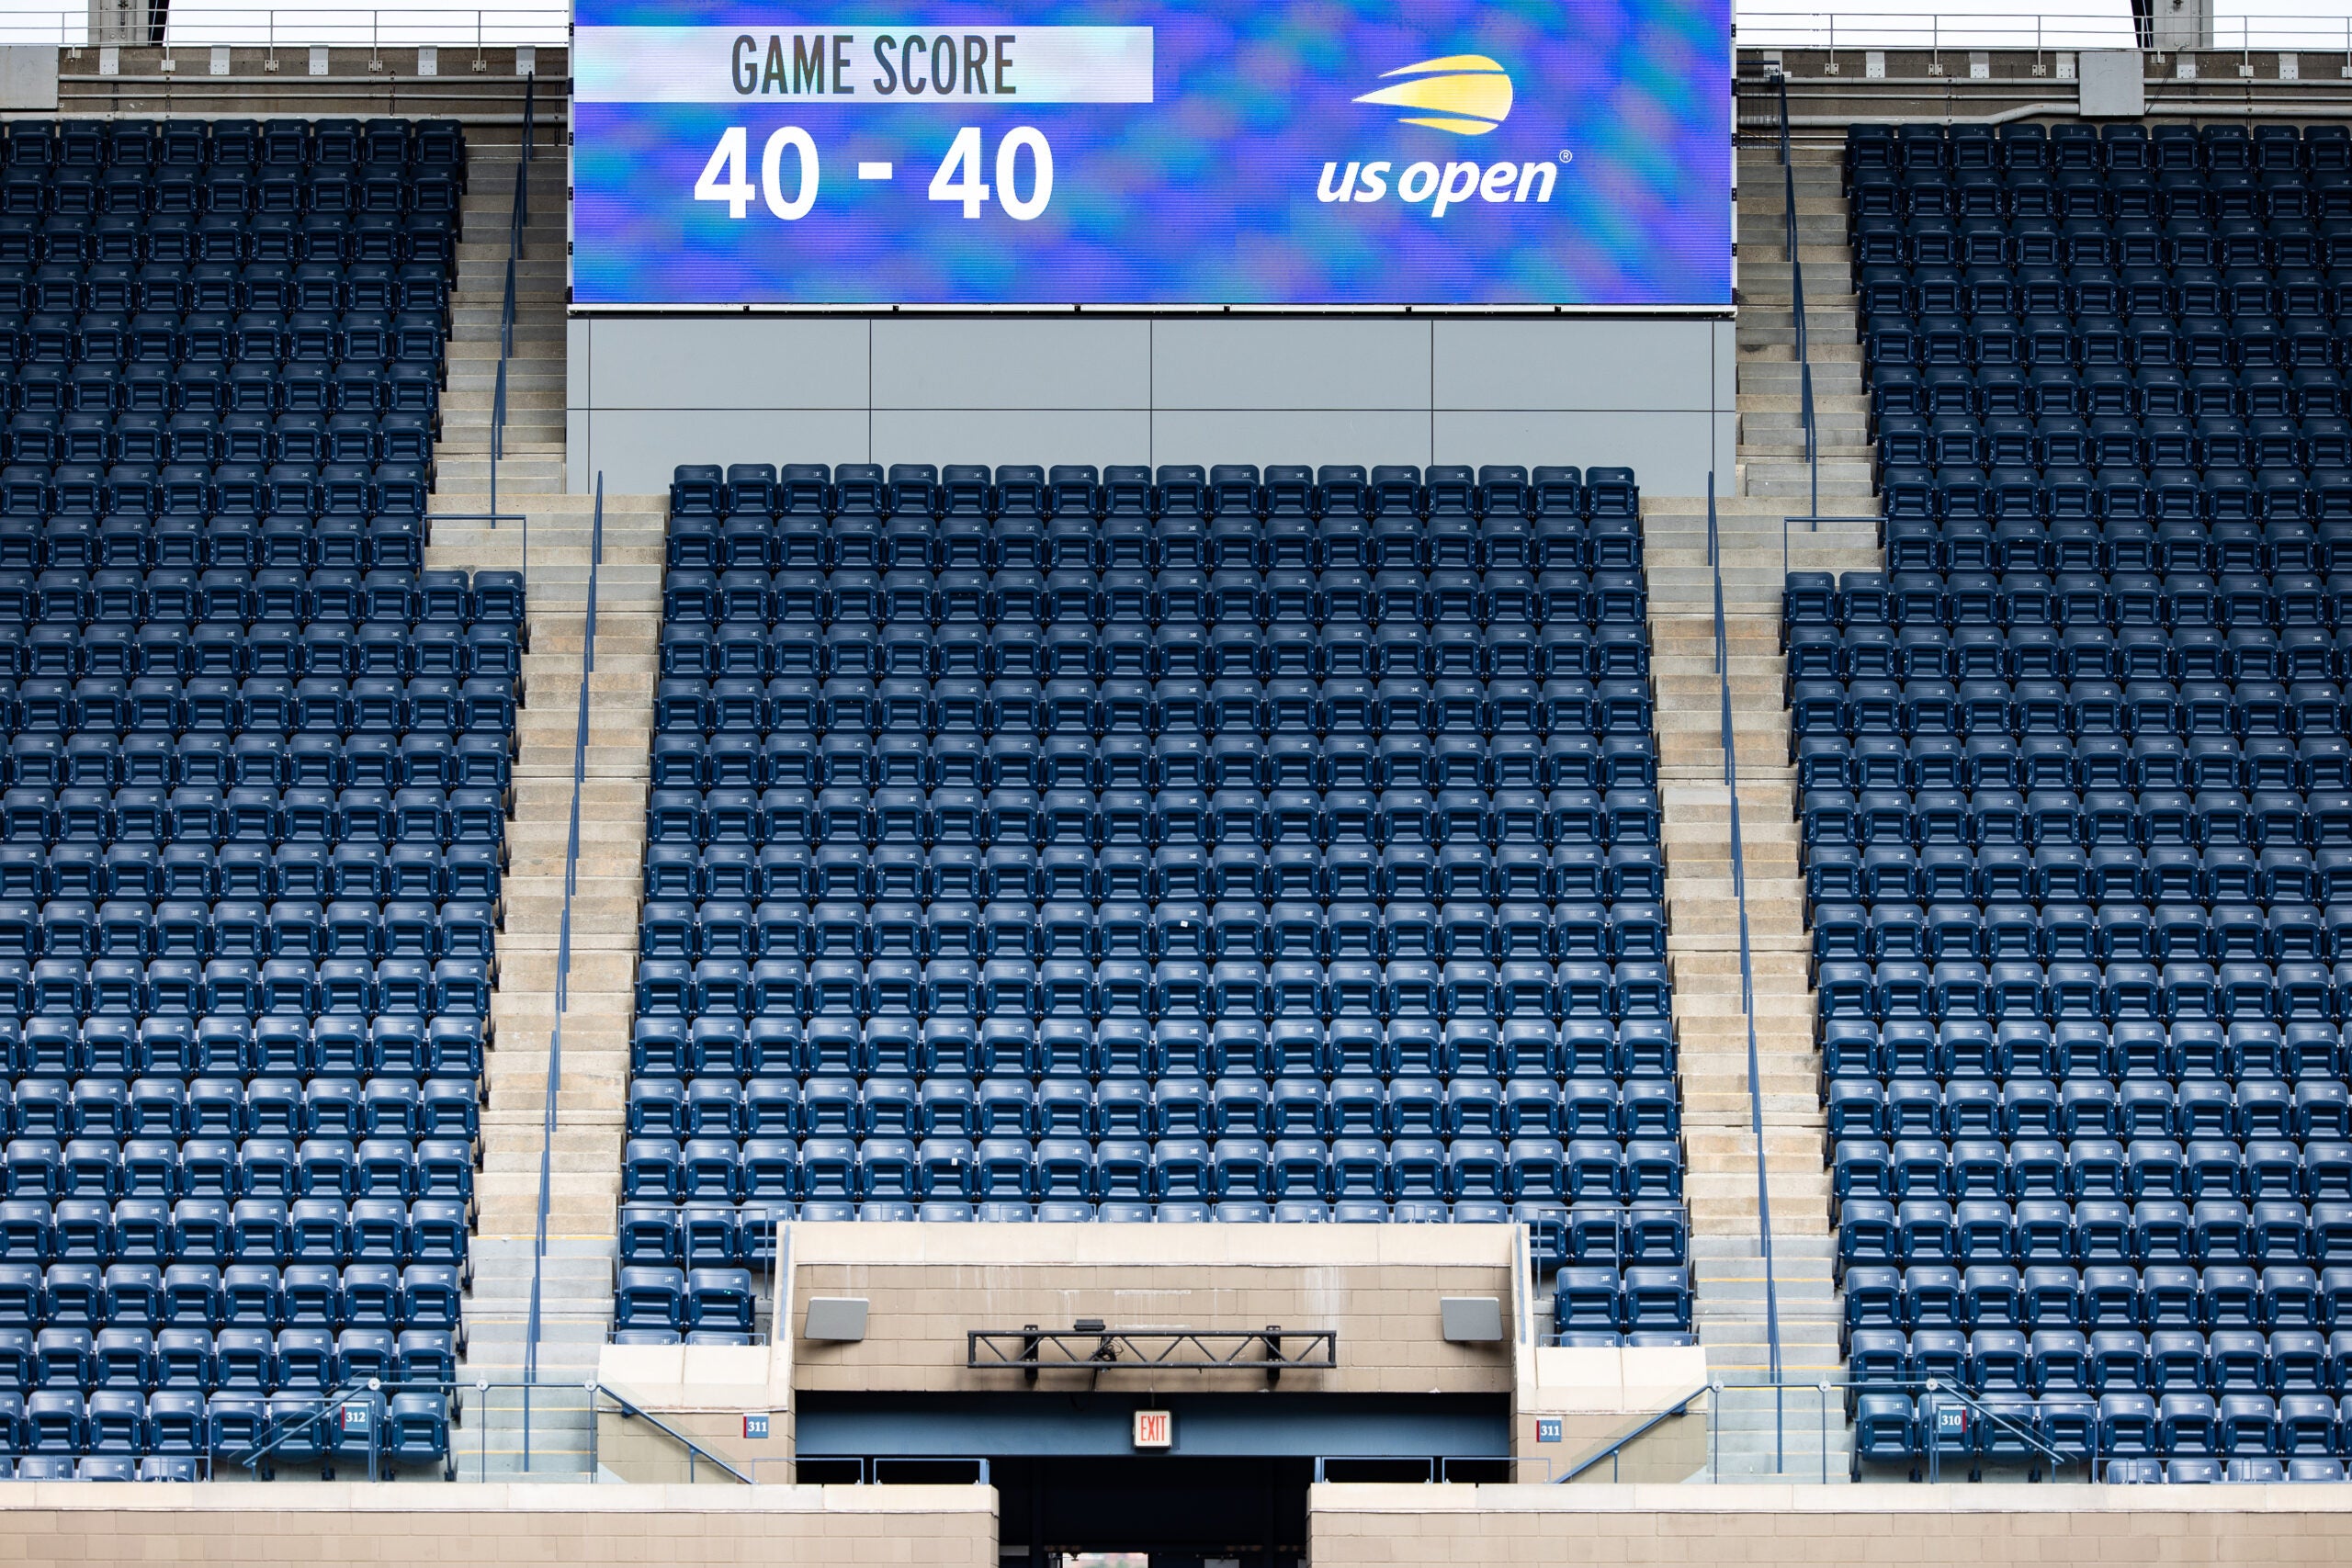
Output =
[
  {"x1": 426, "y1": 121, "x2": 662, "y2": 1478},
  {"x1": 1650, "y1": 138, "x2": 1882, "y2": 1479}
]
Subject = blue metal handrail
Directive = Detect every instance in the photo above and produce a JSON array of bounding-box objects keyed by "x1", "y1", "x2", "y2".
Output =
[
  {"x1": 523, "y1": 471, "x2": 602, "y2": 1398},
  {"x1": 1555, "y1": 1385, "x2": 1709, "y2": 1483},
  {"x1": 228, "y1": 1378, "x2": 460, "y2": 1483},
  {"x1": 1772, "y1": 71, "x2": 1878, "y2": 575},
  {"x1": 1699, "y1": 1375, "x2": 2089, "y2": 1484},
  {"x1": 1905, "y1": 1378, "x2": 2081, "y2": 1483},
  {"x1": 595, "y1": 1382, "x2": 754, "y2": 1483},
  {"x1": 1779, "y1": 73, "x2": 1821, "y2": 525},
  {"x1": 1709, "y1": 472, "x2": 1786, "y2": 1457},
  {"x1": 431, "y1": 69, "x2": 531, "y2": 534}
]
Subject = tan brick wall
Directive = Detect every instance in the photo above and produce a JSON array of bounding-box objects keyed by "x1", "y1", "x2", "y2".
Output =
[
  {"x1": 1510, "y1": 1410, "x2": 1708, "y2": 1483},
  {"x1": 1308, "y1": 1482, "x2": 2352, "y2": 1565},
  {"x1": 595, "y1": 1408, "x2": 795, "y2": 1483},
  {"x1": 1509, "y1": 1345, "x2": 1712, "y2": 1479},
  {"x1": 784, "y1": 1222, "x2": 1522, "y2": 1398},
  {"x1": 0, "y1": 1482, "x2": 996, "y2": 1567}
]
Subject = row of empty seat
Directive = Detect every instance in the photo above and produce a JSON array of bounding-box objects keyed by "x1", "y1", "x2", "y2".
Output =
[
  {"x1": 0, "y1": 261, "x2": 452, "y2": 313},
  {"x1": 0, "y1": 1387, "x2": 451, "y2": 1474},
  {"x1": 628, "y1": 460, "x2": 1690, "y2": 1347},
  {"x1": 0, "y1": 116, "x2": 477, "y2": 1478},
  {"x1": 1850, "y1": 121, "x2": 2352, "y2": 176},
  {"x1": 1823, "y1": 121, "x2": 2352, "y2": 1475},
  {"x1": 671, "y1": 461, "x2": 1638, "y2": 524},
  {"x1": 0, "y1": 416, "x2": 435, "y2": 477}
]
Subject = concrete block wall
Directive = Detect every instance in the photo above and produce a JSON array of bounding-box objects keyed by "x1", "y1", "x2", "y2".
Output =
[
  {"x1": 787, "y1": 1222, "x2": 1518, "y2": 1399},
  {"x1": 564, "y1": 316, "x2": 1737, "y2": 496},
  {"x1": 0, "y1": 1481, "x2": 996, "y2": 1566},
  {"x1": 595, "y1": 1406, "x2": 796, "y2": 1483},
  {"x1": 1307, "y1": 1483, "x2": 2352, "y2": 1565},
  {"x1": 1510, "y1": 1344, "x2": 1712, "y2": 1480}
]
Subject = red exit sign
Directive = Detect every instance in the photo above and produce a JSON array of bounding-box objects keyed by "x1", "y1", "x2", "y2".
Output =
[{"x1": 1133, "y1": 1410, "x2": 1172, "y2": 1450}]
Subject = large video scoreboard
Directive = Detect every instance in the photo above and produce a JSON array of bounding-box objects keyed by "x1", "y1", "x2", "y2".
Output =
[{"x1": 571, "y1": 0, "x2": 1732, "y2": 309}]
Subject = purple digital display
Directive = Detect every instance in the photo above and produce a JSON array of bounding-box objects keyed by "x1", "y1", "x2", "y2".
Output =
[{"x1": 571, "y1": 0, "x2": 1732, "y2": 308}]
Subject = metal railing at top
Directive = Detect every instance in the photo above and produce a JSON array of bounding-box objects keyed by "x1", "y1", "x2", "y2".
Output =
[
  {"x1": 781, "y1": 1455, "x2": 994, "y2": 1486},
  {"x1": 432, "y1": 66, "x2": 533, "y2": 537},
  {"x1": 227, "y1": 1377, "x2": 465, "y2": 1483},
  {"x1": 1702, "y1": 1378, "x2": 2086, "y2": 1484},
  {"x1": 0, "y1": 8, "x2": 568, "y2": 48},
  {"x1": 1738, "y1": 8, "x2": 2352, "y2": 55},
  {"x1": 1311, "y1": 1455, "x2": 1555, "y2": 1483},
  {"x1": 248, "y1": 1378, "x2": 763, "y2": 1484}
]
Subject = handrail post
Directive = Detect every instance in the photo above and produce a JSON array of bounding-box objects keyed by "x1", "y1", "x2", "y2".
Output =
[{"x1": 1817, "y1": 1383, "x2": 1830, "y2": 1483}]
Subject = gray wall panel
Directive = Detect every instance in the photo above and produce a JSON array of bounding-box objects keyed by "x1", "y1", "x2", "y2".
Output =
[
  {"x1": 871, "y1": 320, "x2": 1150, "y2": 411},
  {"x1": 1151, "y1": 320, "x2": 1433, "y2": 411},
  {"x1": 564, "y1": 409, "x2": 589, "y2": 494},
  {"x1": 585, "y1": 317, "x2": 870, "y2": 409},
  {"x1": 566, "y1": 312, "x2": 1733, "y2": 496},
  {"x1": 1150, "y1": 410, "x2": 1434, "y2": 471},
  {"x1": 870, "y1": 410, "x2": 1152, "y2": 468},
  {"x1": 0, "y1": 48, "x2": 58, "y2": 111},
  {"x1": 1432, "y1": 319, "x2": 1718, "y2": 411}
]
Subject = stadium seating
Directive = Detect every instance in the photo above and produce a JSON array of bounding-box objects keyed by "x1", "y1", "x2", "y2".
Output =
[
  {"x1": 0, "y1": 117, "x2": 481, "y2": 1478},
  {"x1": 1817, "y1": 120, "x2": 2352, "y2": 1475},
  {"x1": 626, "y1": 459, "x2": 1690, "y2": 1348}
]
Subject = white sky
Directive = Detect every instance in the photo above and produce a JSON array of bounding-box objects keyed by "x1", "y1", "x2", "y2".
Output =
[{"x1": 0, "y1": 1, "x2": 2338, "y2": 53}]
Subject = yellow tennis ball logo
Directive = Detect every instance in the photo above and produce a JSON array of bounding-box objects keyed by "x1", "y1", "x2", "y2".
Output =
[{"x1": 1352, "y1": 55, "x2": 1515, "y2": 137}]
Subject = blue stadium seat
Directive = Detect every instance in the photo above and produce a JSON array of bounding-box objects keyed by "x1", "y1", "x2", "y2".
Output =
[
  {"x1": 1823, "y1": 121, "x2": 2352, "y2": 1473},
  {"x1": 633, "y1": 458, "x2": 1683, "y2": 1311}
]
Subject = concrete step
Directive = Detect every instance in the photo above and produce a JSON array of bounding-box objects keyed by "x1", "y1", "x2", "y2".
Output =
[
  {"x1": 1672, "y1": 226, "x2": 1869, "y2": 1405},
  {"x1": 435, "y1": 206, "x2": 642, "y2": 1373}
]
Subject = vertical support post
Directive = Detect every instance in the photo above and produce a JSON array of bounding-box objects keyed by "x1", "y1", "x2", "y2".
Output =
[
  {"x1": 1710, "y1": 1382, "x2": 1721, "y2": 1480},
  {"x1": 1818, "y1": 1384, "x2": 1828, "y2": 1483}
]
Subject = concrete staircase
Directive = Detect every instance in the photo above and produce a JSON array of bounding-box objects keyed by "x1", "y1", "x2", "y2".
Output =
[
  {"x1": 1652, "y1": 141, "x2": 1882, "y2": 1481},
  {"x1": 429, "y1": 127, "x2": 664, "y2": 1479}
]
